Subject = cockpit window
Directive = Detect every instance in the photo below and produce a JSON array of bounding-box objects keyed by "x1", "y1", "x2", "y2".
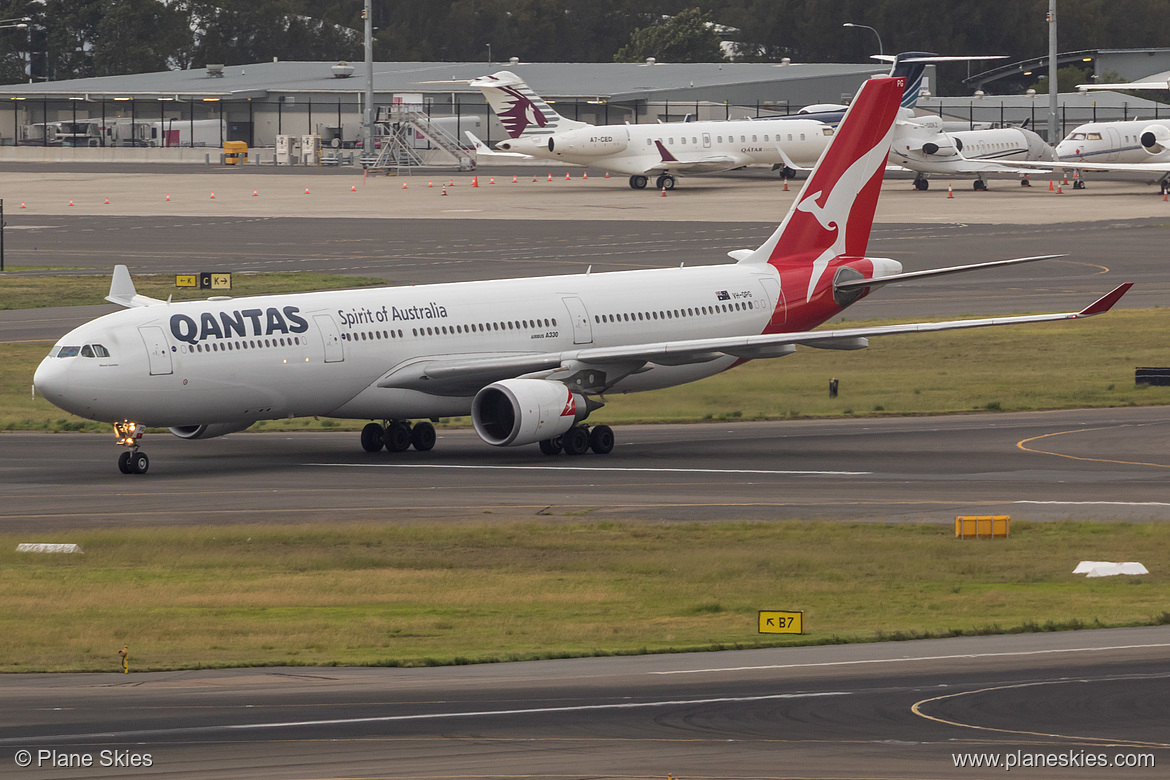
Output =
[
  {"x1": 80, "y1": 345, "x2": 94, "y2": 357},
  {"x1": 1087, "y1": 132, "x2": 1103, "y2": 141},
  {"x1": 1068, "y1": 132, "x2": 1086, "y2": 140},
  {"x1": 56, "y1": 346, "x2": 81, "y2": 358},
  {"x1": 92, "y1": 344, "x2": 109, "y2": 357}
]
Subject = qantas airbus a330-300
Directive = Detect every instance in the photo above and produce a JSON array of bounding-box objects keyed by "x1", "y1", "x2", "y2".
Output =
[{"x1": 33, "y1": 76, "x2": 1130, "y2": 474}]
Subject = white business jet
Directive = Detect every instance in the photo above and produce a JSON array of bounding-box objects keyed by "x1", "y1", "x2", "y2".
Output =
[
  {"x1": 470, "y1": 70, "x2": 833, "y2": 190},
  {"x1": 33, "y1": 76, "x2": 1129, "y2": 474}
]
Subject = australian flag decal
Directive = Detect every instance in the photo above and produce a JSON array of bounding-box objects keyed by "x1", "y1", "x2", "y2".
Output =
[{"x1": 716, "y1": 290, "x2": 731, "y2": 301}]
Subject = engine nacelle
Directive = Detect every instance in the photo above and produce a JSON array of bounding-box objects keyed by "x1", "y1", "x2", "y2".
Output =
[
  {"x1": 547, "y1": 128, "x2": 628, "y2": 157},
  {"x1": 168, "y1": 421, "x2": 255, "y2": 440},
  {"x1": 472, "y1": 379, "x2": 588, "y2": 447},
  {"x1": 921, "y1": 135, "x2": 960, "y2": 157},
  {"x1": 1140, "y1": 124, "x2": 1170, "y2": 155}
]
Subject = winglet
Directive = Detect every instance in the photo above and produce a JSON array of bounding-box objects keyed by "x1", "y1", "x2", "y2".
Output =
[
  {"x1": 105, "y1": 265, "x2": 164, "y2": 308},
  {"x1": 1074, "y1": 283, "x2": 1132, "y2": 317},
  {"x1": 654, "y1": 139, "x2": 679, "y2": 163}
]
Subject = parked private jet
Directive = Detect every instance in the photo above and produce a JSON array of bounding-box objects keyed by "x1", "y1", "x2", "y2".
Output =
[{"x1": 33, "y1": 76, "x2": 1130, "y2": 474}]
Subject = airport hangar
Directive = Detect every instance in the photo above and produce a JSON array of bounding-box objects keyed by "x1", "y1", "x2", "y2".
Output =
[{"x1": 0, "y1": 59, "x2": 886, "y2": 155}]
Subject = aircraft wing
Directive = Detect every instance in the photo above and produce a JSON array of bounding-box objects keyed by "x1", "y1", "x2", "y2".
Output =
[
  {"x1": 379, "y1": 284, "x2": 1130, "y2": 395},
  {"x1": 1010, "y1": 159, "x2": 1170, "y2": 175},
  {"x1": 645, "y1": 140, "x2": 749, "y2": 174}
]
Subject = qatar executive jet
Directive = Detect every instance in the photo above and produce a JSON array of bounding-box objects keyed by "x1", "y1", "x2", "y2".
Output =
[{"x1": 34, "y1": 76, "x2": 1130, "y2": 474}]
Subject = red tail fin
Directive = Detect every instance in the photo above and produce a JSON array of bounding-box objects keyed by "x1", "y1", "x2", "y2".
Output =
[{"x1": 742, "y1": 77, "x2": 904, "y2": 302}]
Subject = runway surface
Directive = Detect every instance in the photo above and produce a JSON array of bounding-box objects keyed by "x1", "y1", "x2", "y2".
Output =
[
  {"x1": 1, "y1": 213, "x2": 1166, "y2": 344},
  {"x1": 5, "y1": 406, "x2": 1170, "y2": 531},
  {"x1": 2, "y1": 627, "x2": 1167, "y2": 779}
]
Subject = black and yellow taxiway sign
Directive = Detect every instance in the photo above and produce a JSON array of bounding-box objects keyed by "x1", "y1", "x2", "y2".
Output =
[
  {"x1": 175, "y1": 274, "x2": 197, "y2": 288},
  {"x1": 210, "y1": 273, "x2": 232, "y2": 290},
  {"x1": 758, "y1": 610, "x2": 803, "y2": 634}
]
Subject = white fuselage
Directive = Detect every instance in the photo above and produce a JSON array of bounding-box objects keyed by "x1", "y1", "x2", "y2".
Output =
[
  {"x1": 1057, "y1": 119, "x2": 1170, "y2": 164},
  {"x1": 888, "y1": 115, "x2": 1052, "y2": 174},
  {"x1": 34, "y1": 265, "x2": 783, "y2": 429},
  {"x1": 497, "y1": 118, "x2": 835, "y2": 177}
]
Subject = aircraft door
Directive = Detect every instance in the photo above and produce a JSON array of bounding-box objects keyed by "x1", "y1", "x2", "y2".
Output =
[
  {"x1": 313, "y1": 313, "x2": 345, "y2": 363},
  {"x1": 702, "y1": 132, "x2": 711, "y2": 148},
  {"x1": 758, "y1": 277, "x2": 786, "y2": 328},
  {"x1": 561, "y1": 296, "x2": 593, "y2": 344},
  {"x1": 1106, "y1": 127, "x2": 1121, "y2": 161},
  {"x1": 138, "y1": 325, "x2": 173, "y2": 376}
]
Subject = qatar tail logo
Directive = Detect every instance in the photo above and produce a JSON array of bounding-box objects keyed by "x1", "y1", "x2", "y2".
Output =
[
  {"x1": 560, "y1": 391, "x2": 576, "y2": 418},
  {"x1": 498, "y1": 86, "x2": 549, "y2": 138}
]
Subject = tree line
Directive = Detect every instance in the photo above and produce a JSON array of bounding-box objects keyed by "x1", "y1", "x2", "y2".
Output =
[{"x1": 1, "y1": 0, "x2": 1168, "y2": 93}]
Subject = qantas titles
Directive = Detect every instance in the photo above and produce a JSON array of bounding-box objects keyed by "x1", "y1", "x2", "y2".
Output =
[{"x1": 170, "y1": 306, "x2": 308, "y2": 345}]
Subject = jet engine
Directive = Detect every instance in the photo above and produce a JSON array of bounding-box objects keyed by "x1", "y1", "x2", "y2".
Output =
[
  {"x1": 921, "y1": 134, "x2": 960, "y2": 157},
  {"x1": 472, "y1": 379, "x2": 589, "y2": 447},
  {"x1": 169, "y1": 421, "x2": 256, "y2": 440},
  {"x1": 546, "y1": 128, "x2": 628, "y2": 157},
  {"x1": 1140, "y1": 124, "x2": 1170, "y2": 155}
]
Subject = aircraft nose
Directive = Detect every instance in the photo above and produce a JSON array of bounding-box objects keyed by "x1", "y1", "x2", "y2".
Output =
[{"x1": 33, "y1": 355, "x2": 68, "y2": 405}]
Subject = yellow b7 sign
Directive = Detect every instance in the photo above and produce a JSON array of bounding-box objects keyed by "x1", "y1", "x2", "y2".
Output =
[{"x1": 758, "y1": 610, "x2": 803, "y2": 634}]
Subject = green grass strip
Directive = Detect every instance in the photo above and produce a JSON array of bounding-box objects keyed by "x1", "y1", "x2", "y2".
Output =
[{"x1": 2, "y1": 520, "x2": 1166, "y2": 673}]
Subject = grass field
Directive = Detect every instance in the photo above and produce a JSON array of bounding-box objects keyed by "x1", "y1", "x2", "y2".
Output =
[
  {"x1": 2, "y1": 520, "x2": 1166, "y2": 673},
  {"x1": 7, "y1": 307, "x2": 1170, "y2": 432}
]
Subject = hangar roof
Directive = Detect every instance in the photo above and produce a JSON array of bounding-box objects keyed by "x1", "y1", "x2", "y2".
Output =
[{"x1": 0, "y1": 60, "x2": 886, "y2": 102}]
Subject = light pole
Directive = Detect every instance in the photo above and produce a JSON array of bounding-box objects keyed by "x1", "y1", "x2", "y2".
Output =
[
  {"x1": 842, "y1": 22, "x2": 882, "y2": 57},
  {"x1": 0, "y1": 18, "x2": 30, "y2": 81},
  {"x1": 486, "y1": 43, "x2": 492, "y2": 64}
]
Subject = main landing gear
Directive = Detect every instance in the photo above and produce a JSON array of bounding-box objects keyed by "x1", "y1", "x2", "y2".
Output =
[
  {"x1": 973, "y1": 178, "x2": 988, "y2": 191},
  {"x1": 538, "y1": 424, "x2": 614, "y2": 456},
  {"x1": 628, "y1": 175, "x2": 648, "y2": 190},
  {"x1": 913, "y1": 177, "x2": 930, "y2": 191},
  {"x1": 114, "y1": 420, "x2": 149, "y2": 474},
  {"x1": 361, "y1": 420, "x2": 436, "y2": 453},
  {"x1": 655, "y1": 174, "x2": 676, "y2": 191}
]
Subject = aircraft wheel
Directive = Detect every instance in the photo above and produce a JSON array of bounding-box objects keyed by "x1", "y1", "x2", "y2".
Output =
[
  {"x1": 385, "y1": 422, "x2": 412, "y2": 452},
  {"x1": 130, "y1": 452, "x2": 149, "y2": 475},
  {"x1": 563, "y1": 426, "x2": 590, "y2": 456},
  {"x1": 360, "y1": 422, "x2": 385, "y2": 452},
  {"x1": 656, "y1": 175, "x2": 675, "y2": 191},
  {"x1": 1074, "y1": 180, "x2": 1086, "y2": 190},
  {"x1": 914, "y1": 178, "x2": 929, "y2": 191},
  {"x1": 629, "y1": 175, "x2": 648, "y2": 190},
  {"x1": 411, "y1": 421, "x2": 437, "y2": 451},
  {"x1": 588, "y1": 425, "x2": 614, "y2": 455},
  {"x1": 118, "y1": 451, "x2": 133, "y2": 474},
  {"x1": 973, "y1": 179, "x2": 987, "y2": 191},
  {"x1": 539, "y1": 436, "x2": 563, "y2": 456}
]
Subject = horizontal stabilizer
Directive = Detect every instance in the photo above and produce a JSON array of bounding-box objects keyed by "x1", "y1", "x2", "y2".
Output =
[{"x1": 835, "y1": 254, "x2": 1063, "y2": 293}]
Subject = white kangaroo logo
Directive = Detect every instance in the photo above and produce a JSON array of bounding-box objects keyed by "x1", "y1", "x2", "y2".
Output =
[{"x1": 795, "y1": 122, "x2": 895, "y2": 302}]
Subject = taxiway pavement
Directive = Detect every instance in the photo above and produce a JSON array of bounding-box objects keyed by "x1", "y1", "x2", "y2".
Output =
[{"x1": 2, "y1": 627, "x2": 1167, "y2": 779}]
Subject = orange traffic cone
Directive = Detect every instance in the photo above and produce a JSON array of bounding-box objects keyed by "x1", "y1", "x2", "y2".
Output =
[
  {"x1": 210, "y1": 192, "x2": 215, "y2": 199},
  {"x1": 351, "y1": 184, "x2": 356, "y2": 192},
  {"x1": 1057, "y1": 183, "x2": 1063, "y2": 194},
  {"x1": 547, "y1": 173, "x2": 553, "y2": 181},
  {"x1": 472, "y1": 176, "x2": 478, "y2": 187},
  {"x1": 104, "y1": 196, "x2": 109, "y2": 204},
  {"x1": 532, "y1": 175, "x2": 538, "y2": 182},
  {"x1": 19, "y1": 201, "x2": 25, "y2": 208},
  {"x1": 783, "y1": 179, "x2": 788, "y2": 192},
  {"x1": 1163, "y1": 190, "x2": 1168, "y2": 202},
  {"x1": 68, "y1": 199, "x2": 74, "y2": 206},
  {"x1": 1048, "y1": 180, "x2": 1054, "y2": 191},
  {"x1": 428, "y1": 180, "x2": 433, "y2": 188},
  {"x1": 604, "y1": 171, "x2": 610, "y2": 178},
  {"x1": 489, "y1": 177, "x2": 495, "y2": 184},
  {"x1": 946, "y1": 185, "x2": 953, "y2": 199},
  {"x1": 252, "y1": 189, "x2": 258, "y2": 197},
  {"x1": 565, "y1": 172, "x2": 571, "y2": 180},
  {"x1": 402, "y1": 181, "x2": 408, "y2": 189},
  {"x1": 583, "y1": 171, "x2": 588, "y2": 179},
  {"x1": 1063, "y1": 173, "x2": 1069, "y2": 185},
  {"x1": 660, "y1": 187, "x2": 667, "y2": 197},
  {"x1": 512, "y1": 175, "x2": 517, "y2": 183},
  {"x1": 449, "y1": 178, "x2": 454, "y2": 186},
  {"x1": 166, "y1": 194, "x2": 171, "y2": 201},
  {"x1": 441, "y1": 186, "x2": 447, "y2": 196},
  {"x1": 305, "y1": 187, "x2": 310, "y2": 194}
]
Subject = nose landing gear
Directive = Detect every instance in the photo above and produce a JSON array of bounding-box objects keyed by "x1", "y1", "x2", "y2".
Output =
[{"x1": 114, "y1": 420, "x2": 149, "y2": 474}]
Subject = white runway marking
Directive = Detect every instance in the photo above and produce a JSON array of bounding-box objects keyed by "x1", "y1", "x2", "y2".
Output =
[
  {"x1": 1015, "y1": 501, "x2": 1170, "y2": 507},
  {"x1": 650, "y1": 643, "x2": 1170, "y2": 675},
  {"x1": 0, "y1": 691, "x2": 848, "y2": 744},
  {"x1": 305, "y1": 463, "x2": 871, "y2": 476}
]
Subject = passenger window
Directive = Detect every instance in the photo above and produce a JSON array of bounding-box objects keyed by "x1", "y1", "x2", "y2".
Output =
[
  {"x1": 822, "y1": 127, "x2": 834, "y2": 136},
  {"x1": 752, "y1": 135, "x2": 757, "y2": 142}
]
